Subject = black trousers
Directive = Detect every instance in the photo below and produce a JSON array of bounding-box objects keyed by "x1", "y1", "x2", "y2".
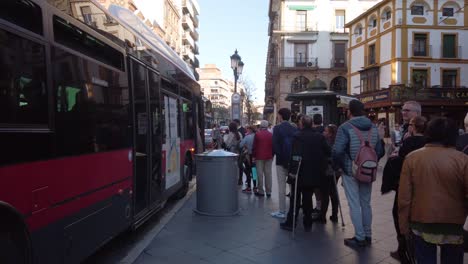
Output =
[
  {"x1": 318, "y1": 181, "x2": 330, "y2": 220},
  {"x1": 286, "y1": 184, "x2": 313, "y2": 226},
  {"x1": 287, "y1": 181, "x2": 330, "y2": 226},
  {"x1": 393, "y1": 190, "x2": 412, "y2": 263}
]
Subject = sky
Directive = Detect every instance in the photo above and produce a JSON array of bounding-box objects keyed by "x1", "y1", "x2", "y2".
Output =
[{"x1": 197, "y1": 0, "x2": 270, "y2": 105}]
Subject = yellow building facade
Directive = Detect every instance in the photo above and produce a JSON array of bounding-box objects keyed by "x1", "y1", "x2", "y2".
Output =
[{"x1": 346, "y1": 0, "x2": 468, "y2": 128}]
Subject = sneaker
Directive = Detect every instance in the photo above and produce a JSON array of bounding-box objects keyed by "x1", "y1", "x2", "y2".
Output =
[
  {"x1": 254, "y1": 192, "x2": 265, "y2": 197},
  {"x1": 253, "y1": 187, "x2": 258, "y2": 193},
  {"x1": 242, "y1": 187, "x2": 252, "y2": 193},
  {"x1": 390, "y1": 250, "x2": 400, "y2": 261},
  {"x1": 266, "y1": 193, "x2": 271, "y2": 198},
  {"x1": 271, "y1": 211, "x2": 286, "y2": 218},
  {"x1": 344, "y1": 237, "x2": 367, "y2": 248},
  {"x1": 279, "y1": 222, "x2": 293, "y2": 231},
  {"x1": 329, "y1": 215, "x2": 338, "y2": 223},
  {"x1": 312, "y1": 217, "x2": 327, "y2": 224},
  {"x1": 365, "y1": 237, "x2": 372, "y2": 245}
]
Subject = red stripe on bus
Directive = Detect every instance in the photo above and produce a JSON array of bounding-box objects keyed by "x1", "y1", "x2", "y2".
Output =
[
  {"x1": 27, "y1": 179, "x2": 131, "y2": 231},
  {"x1": 0, "y1": 149, "x2": 132, "y2": 231}
]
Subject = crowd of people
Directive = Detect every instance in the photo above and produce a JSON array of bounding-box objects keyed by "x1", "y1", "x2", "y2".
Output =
[{"x1": 207, "y1": 99, "x2": 468, "y2": 264}]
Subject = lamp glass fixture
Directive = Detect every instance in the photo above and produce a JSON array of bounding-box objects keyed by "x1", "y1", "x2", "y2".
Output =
[
  {"x1": 230, "y1": 50, "x2": 241, "y2": 70},
  {"x1": 237, "y1": 61, "x2": 244, "y2": 75}
]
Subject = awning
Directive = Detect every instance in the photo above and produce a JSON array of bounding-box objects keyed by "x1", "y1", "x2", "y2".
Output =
[{"x1": 287, "y1": 5, "x2": 316, "y2": 11}]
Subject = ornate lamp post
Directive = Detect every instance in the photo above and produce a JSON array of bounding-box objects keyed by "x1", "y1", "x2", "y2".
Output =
[{"x1": 230, "y1": 49, "x2": 244, "y2": 121}]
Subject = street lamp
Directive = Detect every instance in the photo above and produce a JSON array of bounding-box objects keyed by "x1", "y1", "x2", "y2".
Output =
[
  {"x1": 230, "y1": 49, "x2": 244, "y2": 93},
  {"x1": 230, "y1": 49, "x2": 244, "y2": 121}
]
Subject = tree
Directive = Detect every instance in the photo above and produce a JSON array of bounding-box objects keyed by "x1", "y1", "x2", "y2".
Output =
[
  {"x1": 238, "y1": 77, "x2": 257, "y2": 125},
  {"x1": 212, "y1": 105, "x2": 230, "y2": 125}
]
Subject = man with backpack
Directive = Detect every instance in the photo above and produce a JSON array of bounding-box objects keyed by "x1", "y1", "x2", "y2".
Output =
[
  {"x1": 271, "y1": 108, "x2": 297, "y2": 218},
  {"x1": 333, "y1": 100, "x2": 384, "y2": 248}
]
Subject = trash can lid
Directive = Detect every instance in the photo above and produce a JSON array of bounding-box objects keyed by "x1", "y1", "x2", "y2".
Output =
[{"x1": 196, "y1": 149, "x2": 238, "y2": 157}]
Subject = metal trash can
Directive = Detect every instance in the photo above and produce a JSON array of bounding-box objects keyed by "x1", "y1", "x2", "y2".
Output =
[{"x1": 194, "y1": 149, "x2": 239, "y2": 216}]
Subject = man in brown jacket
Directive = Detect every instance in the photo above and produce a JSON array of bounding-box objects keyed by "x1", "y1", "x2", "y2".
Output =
[{"x1": 398, "y1": 117, "x2": 468, "y2": 264}]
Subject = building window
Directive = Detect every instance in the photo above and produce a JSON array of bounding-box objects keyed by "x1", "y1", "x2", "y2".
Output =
[
  {"x1": 442, "y1": 34, "x2": 456, "y2": 58},
  {"x1": 368, "y1": 44, "x2": 376, "y2": 65},
  {"x1": 80, "y1": 6, "x2": 93, "y2": 25},
  {"x1": 335, "y1": 10, "x2": 345, "y2": 32},
  {"x1": 354, "y1": 25, "x2": 363, "y2": 36},
  {"x1": 413, "y1": 33, "x2": 428, "y2": 56},
  {"x1": 411, "y1": 5, "x2": 424, "y2": 15},
  {"x1": 294, "y1": 43, "x2": 307, "y2": 67},
  {"x1": 370, "y1": 18, "x2": 377, "y2": 28},
  {"x1": 384, "y1": 10, "x2": 392, "y2": 20},
  {"x1": 296, "y1": 10, "x2": 307, "y2": 31},
  {"x1": 442, "y1": 70, "x2": 457, "y2": 87},
  {"x1": 333, "y1": 42, "x2": 346, "y2": 68},
  {"x1": 412, "y1": 69, "x2": 428, "y2": 87},
  {"x1": 360, "y1": 67, "x2": 380, "y2": 93},
  {"x1": 442, "y1": 7, "x2": 454, "y2": 17},
  {"x1": 291, "y1": 76, "x2": 310, "y2": 93}
]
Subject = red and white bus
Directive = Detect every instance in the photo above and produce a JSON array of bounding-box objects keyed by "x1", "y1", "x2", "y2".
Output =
[{"x1": 0, "y1": 0, "x2": 203, "y2": 263}]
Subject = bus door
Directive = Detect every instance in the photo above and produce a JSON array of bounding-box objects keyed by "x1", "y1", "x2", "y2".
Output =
[
  {"x1": 161, "y1": 92, "x2": 181, "y2": 192},
  {"x1": 148, "y1": 70, "x2": 163, "y2": 205},
  {"x1": 131, "y1": 59, "x2": 162, "y2": 217}
]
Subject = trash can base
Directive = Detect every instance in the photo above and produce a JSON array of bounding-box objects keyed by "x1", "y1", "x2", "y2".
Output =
[{"x1": 193, "y1": 209, "x2": 240, "y2": 217}]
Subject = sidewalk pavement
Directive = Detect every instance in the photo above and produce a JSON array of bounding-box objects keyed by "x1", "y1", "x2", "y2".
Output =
[{"x1": 133, "y1": 158, "x2": 468, "y2": 264}]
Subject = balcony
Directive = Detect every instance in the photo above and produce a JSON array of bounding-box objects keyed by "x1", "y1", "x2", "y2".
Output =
[
  {"x1": 330, "y1": 26, "x2": 349, "y2": 34},
  {"x1": 279, "y1": 57, "x2": 318, "y2": 68},
  {"x1": 330, "y1": 58, "x2": 347, "y2": 69},
  {"x1": 182, "y1": 45, "x2": 194, "y2": 61},
  {"x1": 412, "y1": 44, "x2": 432, "y2": 57},
  {"x1": 182, "y1": 31, "x2": 195, "y2": 47},
  {"x1": 441, "y1": 46, "x2": 462, "y2": 59},
  {"x1": 182, "y1": 15, "x2": 195, "y2": 32},
  {"x1": 194, "y1": 43, "x2": 199, "y2": 55},
  {"x1": 194, "y1": 57, "x2": 200, "y2": 68},
  {"x1": 272, "y1": 23, "x2": 319, "y2": 34},
  {"x1": 182, "y1": 0, "x2": 195, "y2": 17},
  {"x1": 192, "y1": 14, "x2": 199, "y2": 28},
  {"x1": 190, "y1": 29, "x2": 199, "y2": 41}
]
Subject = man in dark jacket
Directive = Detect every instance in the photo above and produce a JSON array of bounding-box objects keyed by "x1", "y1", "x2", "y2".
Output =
[
  {"x1": 312, "y1": 113, "x2": 324, "y2": 134},
  {"x1": 234, "y1": 119, "x2": 246, "y2": 138},
  {"x1": 280, "y1": 115, "x2": 331, "y2": 231},
  {"x1": 271, "y1": 108, "x2": 297, "y2": 218}
]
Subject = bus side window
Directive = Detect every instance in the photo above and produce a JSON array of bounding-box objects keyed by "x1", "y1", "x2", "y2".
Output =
[
  {"x1": 0, "y1": 28, "x2": 48, "y2": 125},
  {"x1": 0, "y1": 0, "x2": 43, "y2": 35}
]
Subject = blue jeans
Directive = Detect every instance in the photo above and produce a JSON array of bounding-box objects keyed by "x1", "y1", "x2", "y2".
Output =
[
  {"x1": 342, "y1": 174, "x2": 372, "y2": 241},
  {"x1": 413, "y1": 234, "x2": 464, "y2": 264}
]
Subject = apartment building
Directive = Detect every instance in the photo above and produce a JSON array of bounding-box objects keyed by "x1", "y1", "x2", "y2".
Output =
[
  {"x1": 264, "y1": 0, "x2": 382, "y2": 122},
  {"x1": 197, "y1": 65, "x2": 246, "y2": 124},
  {"x1": 97, "y1": 0, "x2": 200, "y2": 77},
  {"x1": 197, "y1": 64, "x2": 233, "y2": 109},
  {"x1": 347, "y1": 0, "x2": 468, "y2": 128}
]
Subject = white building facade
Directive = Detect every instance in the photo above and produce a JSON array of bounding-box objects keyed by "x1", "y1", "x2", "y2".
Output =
[
  {"x1": 264, "y1": 0, "x2": 382, "y2": 122},
  {"x1": 197, "y1": 64, "x2": 233, "y2": 108}
]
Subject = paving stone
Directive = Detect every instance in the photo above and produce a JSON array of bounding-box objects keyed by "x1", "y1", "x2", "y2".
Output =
[{"x1": 133, "y1": 156, "x2": 468, "y2": 264}]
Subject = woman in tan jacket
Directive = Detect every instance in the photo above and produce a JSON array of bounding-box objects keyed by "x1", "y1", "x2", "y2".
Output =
[{"x1": 398, "y1": 117, "x2": 468, "y2": 264}]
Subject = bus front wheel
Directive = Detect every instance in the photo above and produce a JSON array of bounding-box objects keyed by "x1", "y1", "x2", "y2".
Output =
[{"x1": 0, "y1": 214, "x2": 31, "y2": 264}]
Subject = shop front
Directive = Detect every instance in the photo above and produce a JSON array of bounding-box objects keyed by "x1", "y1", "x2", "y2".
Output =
[{"x1": 357, "y1": 85, "x2": 468, "y2": 131}]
